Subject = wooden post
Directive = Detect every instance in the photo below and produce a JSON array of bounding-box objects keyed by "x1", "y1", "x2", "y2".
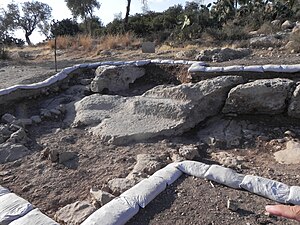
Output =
[{"x1": 54, "y1": 37, "x2": 57, "y2": 72}]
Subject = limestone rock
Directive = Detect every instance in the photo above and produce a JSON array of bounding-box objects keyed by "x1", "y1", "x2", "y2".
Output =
[
  {"x1": 72, "y1": 76, "x2": 244, "y2": 145},
  {"x1": 7, "y1": 128, "x2": 29, "y2": 144},
  {"x1": 142, "y1": 42, "x2": 155, "y2": 53},
  {"x1": 211, "y1": 151, "x2": 245, "y2": 168},
  {"x1": 250, "y1": 36, "x2": 282, "y2": 48},
  {"x1": 30, "y1": 115, "x2": 42, "y2": 124},
  {"x1": 90, "y1": 188, "x2": 115, "y2": 207},
  {"x1": 271, "y1": 20, "x2": 281, "y2": 27},
  {"x1": 281, "y1": 20, "x2": 294, "y2": 30},
  {"x1": 108, "y1": 178, "x2": 137, "y2": 195},
  {"x1": 0, "y1": 143, "x2": 29, "y2": 164},
  {"x1": 176, "y1": 49, "x2": 198, "y2": 59},
  {"x1": 55, "y1": 201, "x2": 95, "y2": 225},
  {"x1": 2, "y1": 114, "x2": 16, "y2": 124},
  {"x1": 288, "y1": 84, "x2": 300, "y2": 118},
  {"x1": 223, "y1": 78, "x2": 294, "y2": 114},
  {"x1": 178, "y1": 145, "x2": 199, "y2": 160},
  {"x1": 274, "y1": 140, "x2": 300, "y2": 164},
  {"x1": 127, "y1": 154, "x2": 164, "y2": 179},
  {"x1": 58, "y1": 152, "x2": 78, "y2": 164},
  {"x1": 195, "y1": 48, "x2": 250, "y2": 62},
  {"x1": 91, "y1": 65, "x2": 145, "y2": 93}
]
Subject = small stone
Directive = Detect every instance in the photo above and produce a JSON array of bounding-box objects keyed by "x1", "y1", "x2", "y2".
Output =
[
  {"x1": 284, "y1": 130, "x2": 296, "y2": 138},
  {"x1": 41, "y1": 147, "x2": 50, "y2": 159},
  {"x1": 40, "y1": 109, "x2": 52, "y2": 118},
  {"x1": 55, "y1": 201, "x2": 95, "y2": 225},
  {"x1": 58, "y1": 152, "x2": 78, "y2": 164},
  {"x1": 30, "y1": 115, "x2": 42, "y2": 124},
  {"x1": 2, "y1": 114, "x2": 16, "y2": 124},
  {"x1": 178, "y1": 145, "x2": 199, "y2": 160},
  {"x1": 50, "y1": 109, "x2": 61, "y2": 115},
  {"x1": 49, "y1": 149, "x2": 59, "y2": 162},
  {"x1": 90, "y1": 188, "x2": 115, "y2": 207},
  {"x1": 108, "y1": 178, "x2": 136, "y2": 195},
  {"x1": 21, "y1": 184, "x2": 32, "y2": 192},
  {"x1": 7, "y1": 128, "x2": 28, "y2": 144},
  {"x1": 227, "y1": 199, "x2": 239, "y2": 211}
]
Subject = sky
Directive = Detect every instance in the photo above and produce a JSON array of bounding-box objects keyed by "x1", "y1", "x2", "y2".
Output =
[{"x1": 0, "y1": 0, "x2": 210, "y2": 43}]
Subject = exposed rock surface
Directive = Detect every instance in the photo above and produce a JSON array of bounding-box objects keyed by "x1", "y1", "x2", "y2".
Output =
[
  {"x1": 178, "y1": 145, "x2": 199, "y2": 160},
  {"x1": 90, "y1": 65, "x2": 145, "y2": 93},
  {"x1": 0, "y1": 143, "x2": 29, "y2": 164},
  {"x1": 288, "y1": 84, "x2": 300, "y2": 118},
  {"x1": 90, "y1": 188, "x2": 115, "y2": 207},
  {"x1": 72, "y1": 76, "x2": 244, "y2": 144},
  {"x1": 223, "y1": 78, "x2": 294, "y2": 114},
  {"x1": 107, "y1": 178, "x2": 137, "y2": 195},
  {"x1": 274, "y1": 140, "x2": 300, "y2": 164},
  {"x1": 281, "y1": 20, "x2": 294, "y2": 30},
  {"x1": 195, "y1": 48, "x2": 250, "y2": 62},
  {"x1": 250, "y1": 36, "x2": 283, "y2": 48},
  {"x1": 127, "y1": 154, "x2": 165, "y2": 179},
  {"x1": 55, "y1": 201, "x2": 95, "y2": 225}
]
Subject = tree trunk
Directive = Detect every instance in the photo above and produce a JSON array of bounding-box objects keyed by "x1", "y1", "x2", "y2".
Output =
[
  {"x1": 25, "y1": 34, "x2": 32, "y2": 46},
  {"x1": 124, "y1": 0, "x2": 131, "y2": 31}
]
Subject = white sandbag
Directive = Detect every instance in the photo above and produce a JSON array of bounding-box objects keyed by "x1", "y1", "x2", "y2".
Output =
[
  {"x1": 205, "y1": 67, "x2": 223, "y2": 72},
  {"x1": 240, "y1": 175, "x2": 290, "y2": 203},
  {"x1": 88, "y1": 62, "x2": 103, "y2": 69},
  {"x1": 113, "y1": 61, "x2": 126, "y2": 66},
  {"x1": 78, "y1": 63, "x2": 89, "y2": 68},
  {"x1": 262, "y1": 65, "x2": 283, "y2": 72},
  {"x1": 0, "y1": 193, "x2": 33, "y2": 225},
  {"x1": 135, "y1": 60, "x2": 151, "y2": 66},
  {"x1": 161, "y1": 60, "x2": 174, "y2": 64},
  {"x1": 120, "y1": 176, "x2": 167, "y2": 208},
  {"x1": 9, "y1": 209, "x2": 59, "y2": 225},
  {"x1": 204, "y1": 165, "x2": 244, "y2": 189},
  {"x1": 243, "y1": 65, "x2": 264, "y2": 72},
  {"x1": 152, "y1": 163, "x2": 183, "y2": 185},
  {"x1": 281, "y1": 64, "x2": 300, "y2": 73},
  {"x1": 174, "y1": 60, "x2": 187, "y2": 64},
  {"x1": 150, "y1": 59, "x2": 161, "y2": 64},
  {"x1": 0, "y1": 186, "x2": 10, "y2": 197},
  {"x1": 187, "y1": 61, "x2": 199, "y2": 65},
  {"x1": 62, "y1": 66, "x2": 77, "y2": 74},
  {"x1": 223, "y1": 65, "x2": 244, "y2": 72},
  {"x1": 81, "y1": 197, "x2": 139, "y2": 225},
  {"x1": 188, "y1": 65, "x2": 207, "y2": 73},
  {"x1": 176, "y1": 161, "x2": 210, "y2": 178},
  {"x1": 287, "y1": 186, "x2": 300, "y2": 205}
]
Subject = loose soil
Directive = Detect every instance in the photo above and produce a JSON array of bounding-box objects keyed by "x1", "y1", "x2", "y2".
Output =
[{"x1": 0, "y1": 46, "x2": 300, "y2": 225}]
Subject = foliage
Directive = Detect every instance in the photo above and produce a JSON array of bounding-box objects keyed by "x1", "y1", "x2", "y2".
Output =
[
  {"x1": 65, "y1": 0, "x2": 101, "y2": 34},
  {"x1": 51, "y1": 19, "x2": 81, "y2": 37},
  {"x1": 1, "y1": 1, "x2": 52, "y2": 45}
]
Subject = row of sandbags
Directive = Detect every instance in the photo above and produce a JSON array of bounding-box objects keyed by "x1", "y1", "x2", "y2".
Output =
[
  {"x1": 0, "y1": 59, "x2": 200, "y2": 96},
  {"x1": 0, "y1": 186, "x2": 58, "y2": 225},
  {"x1": 81, "y1": 161, "x2": 300, "y2": 225},
  {"x1": 188, "y1": 63, "x2": 300, "y2": 73}
]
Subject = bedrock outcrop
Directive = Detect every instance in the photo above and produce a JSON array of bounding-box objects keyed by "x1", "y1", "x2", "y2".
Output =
[{"x1": 72, "y1": 76, "x2": 244, "y2": 144}]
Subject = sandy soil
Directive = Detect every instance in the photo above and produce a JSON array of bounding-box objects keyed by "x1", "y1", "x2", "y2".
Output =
[{"x1": 0, "y1": 46, "x2": 300, "y2": 225}]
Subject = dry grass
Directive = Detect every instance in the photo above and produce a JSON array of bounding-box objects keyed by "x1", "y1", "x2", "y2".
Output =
[
  {"x1": 98, "y1": 33, "x2": 140, "y2": 50},
  {"x1": 257, "y1": 22, "x2": 281, "y2": 35},
  {"x1": 47, "y1": 35, "x2": 95, "y2": 51}
]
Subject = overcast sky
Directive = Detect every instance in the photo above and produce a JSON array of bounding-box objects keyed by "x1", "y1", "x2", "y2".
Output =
[{"x1": 0, "y1": 0, "x2": 210, "y2": 43}]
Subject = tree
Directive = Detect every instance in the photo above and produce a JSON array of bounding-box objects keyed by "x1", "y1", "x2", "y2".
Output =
[
  {"x1": 65, "y1": 0, "x2": 101, "y2": 34},
  {"x1": 124, "y1": 0, "x2": 148, "y2": 31},
  {"x1": 1, "y1": 1, "x2": 52, "y2": 45},
  {"x1": 51, "y1": 19, "x2": 81, "y2": 37}
]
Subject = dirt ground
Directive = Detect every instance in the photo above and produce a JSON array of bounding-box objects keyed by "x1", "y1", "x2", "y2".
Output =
[{"x1": 0, "y1": 46, "x2": 300, "y2": 225}]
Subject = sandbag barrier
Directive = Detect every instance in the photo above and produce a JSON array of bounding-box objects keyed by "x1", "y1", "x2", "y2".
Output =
[
  {"x1": 81, "y1": 161, "x2": 300, "y2": 225},
  {"x1": 0, "y1": 186, "x2": 59, "y2": 225},
  {"x1": 1, "y1": 161, "x2": 299, "y2": 225},
  {"x1": 188, "y1": 63, "x2": 300, "y2": 81}
]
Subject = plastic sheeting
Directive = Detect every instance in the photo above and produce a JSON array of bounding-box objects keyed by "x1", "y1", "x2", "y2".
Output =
[
  {"x1": 176, "y1": 161, "x2": 210, "y2": 178},
  {"x1": 240, "y1": 175, "x2": 290, "y2": 203},
  {"x1": 204, "y1": 165, "x2": 245, "y2": 189},
  {"x1": 152, "y1": 163, "x2": 183, "y2": 185},
  {"x1": 9, "y1": 209, "x2": 59, "y2": 225},
  {"x1": 288, "y1": 186, "x2": 300, "y2": 205},
  {"x1": 0, "y1": 193, "x2": 33, "y2": 225},
  {"x1": 80, "y1": 197, "x2": 139, "y2": 225},
  {"x1": 0, "y1": 186, "x2": 10, "y2": 197},
  {"x1": 120, "y1": 176, "x2": 167, "y2": 208}
]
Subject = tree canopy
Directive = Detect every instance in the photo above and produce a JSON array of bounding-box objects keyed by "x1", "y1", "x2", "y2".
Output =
[{"x1": 1, "y1": 1, "x2": 52, "y2": 45}]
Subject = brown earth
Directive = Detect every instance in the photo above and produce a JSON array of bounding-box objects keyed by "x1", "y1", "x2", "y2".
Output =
[{"x1": 0, "y1": 46, "x2": 300, "y2": 225}]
